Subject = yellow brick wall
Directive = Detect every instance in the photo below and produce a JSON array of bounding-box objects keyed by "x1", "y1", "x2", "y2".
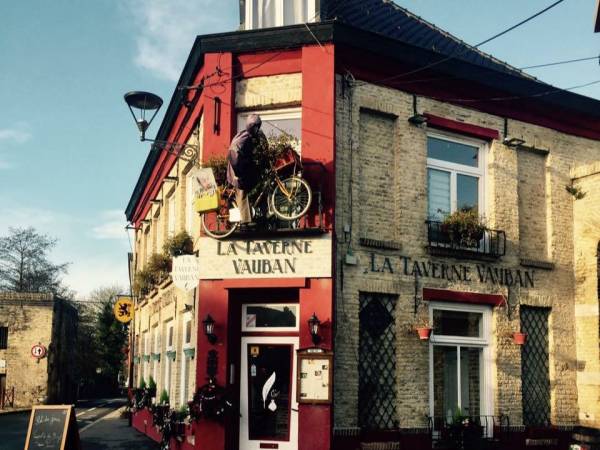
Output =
[{"x1": 334, "y1": 77, "x2": 600, "y2": 429}]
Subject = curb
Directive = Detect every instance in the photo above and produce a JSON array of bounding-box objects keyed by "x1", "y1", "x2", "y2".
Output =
[{"x1": 0, "y1": 408, "x2": 30, "y2": 416}]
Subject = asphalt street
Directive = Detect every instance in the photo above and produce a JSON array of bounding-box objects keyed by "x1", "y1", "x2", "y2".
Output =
[{"x1": 0, "y1": 397, "x2": 159, "y2": 450}]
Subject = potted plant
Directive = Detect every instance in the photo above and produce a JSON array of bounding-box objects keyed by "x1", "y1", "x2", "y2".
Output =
[
  {"x1": 442, "y1": 208, "x2": 487, "y2": 248},
  {"x1": 172, "y1": 405, "x2": 189, "y2": 437},
  {"x1": 415, "y1": 318, "x2": 433, "y2": 340},
  {"x1": 133, "y1": 269, "x2": 154, "y2": 297},
  {"x1": 163, "y1": 231, "x2": 194, "y2": 257},
  {"x1": 147, "y1": 253, "x2": 172, "y2": 283},
  {"x1": 152, "y1": 390, "x2": 170, "y2": 429},
  {"x1": 147, "y1": 376, "x2": 157, "y2": 398},
  {"x1": 513, "y1": 331, "x2": 527, "y2": 345}
]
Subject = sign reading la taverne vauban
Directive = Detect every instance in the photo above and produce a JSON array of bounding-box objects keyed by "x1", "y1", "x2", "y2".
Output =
[
  {"x1": 367, "y1": 252, "x2": 536, "y2": 288},
  {"x1": 197, "y1": 236, "x2": 332, "y2": 279}
]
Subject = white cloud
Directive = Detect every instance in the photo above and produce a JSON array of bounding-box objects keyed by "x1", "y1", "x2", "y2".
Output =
[
  {"x1": 91, "y1": 210, "x2": 128, "y2": 240},
  {"x1": 125, "y1": 0, "x2": 234, "y2": 81},
  {"x1": 0, "y1": 123, "x2": 32, "y2": 144}
]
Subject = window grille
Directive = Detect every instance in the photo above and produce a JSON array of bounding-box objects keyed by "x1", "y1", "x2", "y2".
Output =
[
  {"x1": 521, "y1": 306, "x2": 551, "y2": 426},
  {"x1": 0, "y1": 327, "x2": 7, "y2": 349},
  {"x1": 359, "y1": 293, "x2": 397, "y2": 430}
]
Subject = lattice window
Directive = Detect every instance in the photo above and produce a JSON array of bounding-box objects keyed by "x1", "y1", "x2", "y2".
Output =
[
  {"x1": 359, "y1": 293, "x2": 397, "y2": 430},
  {"x1": 521, "y1": 306, "x2": 551, "y2": 426}
]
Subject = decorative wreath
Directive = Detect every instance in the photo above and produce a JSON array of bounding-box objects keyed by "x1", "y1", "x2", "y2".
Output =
[{"x1": 188, "y1": 378, "x2": 233, "y2": 422}]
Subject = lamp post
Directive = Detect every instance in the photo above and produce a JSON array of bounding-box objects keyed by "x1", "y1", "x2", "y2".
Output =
[
  {"x1": 123, "y1": 90, "x2": 199, "y2": 162},
  {"x1": 308, "y1": 313, "x2": 321, "y2": 346}
]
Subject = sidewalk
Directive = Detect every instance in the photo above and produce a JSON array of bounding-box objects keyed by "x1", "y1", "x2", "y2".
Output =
[
  {"x1": 80, "y1": 407, "x2": 159, "y2": 449},
  {"x1": 0, "y1": 407, "x2": 30, "y2": 415}
]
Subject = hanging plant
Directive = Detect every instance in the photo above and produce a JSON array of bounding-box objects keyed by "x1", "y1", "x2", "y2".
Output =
[
  {"x1": 189, "y1": 378, "x2": 233, "y2": 423},
  {"x1": 163, "y1": 231, "x2": 194, "y2": 256},
  {"x1": 203, "y1": 156, "x2": 228, "y2": 187},
  {"x1": 442, "y1": 208, "x2": 487, "y2": 248},
  {"x1": 147, "y1": 253, "x2": 172, "y2": 284},
  {"x1": 565, "y1": 185, "x2": 586, "y2": 200},
  {"x1": 133, "y1": 269, "x2": 154, "y2": 297}
]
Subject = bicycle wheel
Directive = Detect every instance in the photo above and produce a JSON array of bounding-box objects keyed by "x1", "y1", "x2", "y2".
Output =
[
  {"x1": 201, "y1": 190, "x2": 239, "y2": 239},
  {"x1": 270, "y1": 176, "x2": 312, "y2": 221}
]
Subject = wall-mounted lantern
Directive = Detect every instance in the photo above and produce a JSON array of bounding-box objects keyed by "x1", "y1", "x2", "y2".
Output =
[
  {"x1": 308, "y1": 313, "x2": 321, "y2": 346},
  {"x1": 203, "y1": 314, "x2": 217, "y2": 344}
]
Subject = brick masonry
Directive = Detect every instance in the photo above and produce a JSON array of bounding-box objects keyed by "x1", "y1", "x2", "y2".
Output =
[
  {"x1": 334, "y1": 77, "x2": 600, "y2": 429},
  {"x1": 0, "y1": 292, "x2": 77, "y2": 408}
]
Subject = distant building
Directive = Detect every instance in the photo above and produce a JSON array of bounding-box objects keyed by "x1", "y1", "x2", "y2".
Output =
[{"x1": 0, "y1": 292, "x2": 78, "y2": 408}]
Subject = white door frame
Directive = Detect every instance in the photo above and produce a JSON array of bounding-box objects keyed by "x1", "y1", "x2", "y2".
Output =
[{"x1": 239, "y1": 336, "x2": 299, "y2": 450}]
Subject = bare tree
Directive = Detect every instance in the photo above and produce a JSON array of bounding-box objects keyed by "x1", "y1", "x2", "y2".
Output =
[{"x1": 0, "y1": 227, "x2": 70, "y2": 295}]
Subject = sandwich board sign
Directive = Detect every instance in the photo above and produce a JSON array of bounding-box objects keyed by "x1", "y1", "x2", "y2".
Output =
[{"x1": 24, "y1": 405, "x2": 80, "y2": 450}]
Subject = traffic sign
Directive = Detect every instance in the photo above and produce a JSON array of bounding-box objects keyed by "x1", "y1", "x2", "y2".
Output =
[
  {"x1": 114, "y1": 296, "x2": 134, "y2": 323},
  {"x1": 31, "y1": 344, "x2": 47, "y2": 359}
]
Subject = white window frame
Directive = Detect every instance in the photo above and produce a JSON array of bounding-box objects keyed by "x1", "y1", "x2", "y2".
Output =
[
  {"x1": 241, "y1": 303, "x2": 300, "y2": 332},
  {"x1": 245, "y1": 0, "x2": 316, "y2": 29},
  {"x1": 180, "y1": 312, "x2": 193, "y2": 406},
  {"x1": 428, "y1": 302, "x2": 494, "y2": 436},
  {"x1": 426, "y1": 131, "x2": 487, "y2": 219},
  {"x1": 237, "y1": 108, "x2": 302, "y2": 154},
  {"x1": 152, "y1": 326, "x2": 160, "y2": 384},
  {"x1": 164, "y1": 320, "x2": 174, "y2": 401},
  {"x1": 143, "y1": 332, "x2": 150, "y2": 383},
  {"x1": 167, "y1": 189, "x2": 176, "y2": 238}
]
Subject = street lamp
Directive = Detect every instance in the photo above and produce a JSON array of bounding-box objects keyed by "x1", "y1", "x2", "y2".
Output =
[
  {"x1": 123, "y1": 90, "x2": 199, "y2": 162},
  {"x1": 203, "y1": 314, "x2": 217, "y2": 344},
  {"x1": 308, "y1": 313, "x2": 321, "y2": 346}
]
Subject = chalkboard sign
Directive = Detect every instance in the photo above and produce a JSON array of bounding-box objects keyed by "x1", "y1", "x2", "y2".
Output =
[{"x1": 24, "y1": 405, "x2": 80, "y2": 450}]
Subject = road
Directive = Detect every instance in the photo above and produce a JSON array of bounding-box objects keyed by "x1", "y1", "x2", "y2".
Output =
[{"x1": 0, "y1": 398, "x2": 159, "y2": 450}]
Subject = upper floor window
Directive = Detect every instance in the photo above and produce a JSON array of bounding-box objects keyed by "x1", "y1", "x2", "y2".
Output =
[
  {"x1": 244, "y1": 0, "x2": 317, "y2": 29},
  {"x1": 237, "y1": 108, "x2": 302, "y2": 151},
  {"x1": 0, "y1": 326, "x2": 7, "y2": 349},
  {"x1": 167, "y1": 190, "x2": 176, "y2": 238},
  {"x1": 427, "y1": 133, "x2": 485, "y2": 221}
]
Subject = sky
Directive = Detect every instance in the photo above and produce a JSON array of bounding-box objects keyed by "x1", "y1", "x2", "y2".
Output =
[{"x1": 0, "y1": 0, "x2": 598, "y2": 298}]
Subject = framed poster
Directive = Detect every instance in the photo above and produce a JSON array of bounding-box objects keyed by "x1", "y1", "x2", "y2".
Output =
[{"x1": 296, "y1": 350, "x2": 333, "y2": 404}]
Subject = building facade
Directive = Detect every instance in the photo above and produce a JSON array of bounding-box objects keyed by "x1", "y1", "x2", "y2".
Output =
[
  {"x1": 0, "y1": 292, "x2": 78, "y2": 408},
  {"x1": 125, "y1": 1, "x2": 600, "y2": 449}
]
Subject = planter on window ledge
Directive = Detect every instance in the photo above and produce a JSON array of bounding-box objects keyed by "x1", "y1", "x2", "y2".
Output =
[
  {"x1": 513, "y1": 331, "x2": 527, "y2": 345},
  {"x1": 416, "y1": 326, "x2": 433, "y2": 340}
]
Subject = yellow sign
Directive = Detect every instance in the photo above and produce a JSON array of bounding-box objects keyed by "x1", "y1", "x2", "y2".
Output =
[{"x1": 114, "y1": 296, "x2": 134, "y2": 323}]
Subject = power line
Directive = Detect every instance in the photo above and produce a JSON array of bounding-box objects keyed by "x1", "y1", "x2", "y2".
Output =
[
  {"x1": 520, "y1": 55, "x2": 599, "y2": 70},
  {"x1": 360, "y1": 0, "x2": 567, "y2": 86}
]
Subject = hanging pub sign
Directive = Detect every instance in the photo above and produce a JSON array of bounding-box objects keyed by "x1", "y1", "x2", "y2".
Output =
[
  {"x1": 171, "y1": 255, "x2": 201, "y2": 291},
  {"x1": 296, "y1": 350, "x2": 333, "y2": 404},
  {"x1": 113, "y1": 296, "x2": 134, "y2": 324},
  {"x1": 193, "y1": 168, "x2": 219, "y2": 213},
  {"x1": 197, "y1": 235, "x2": 332, "y2": 279},
  {"x1": 24, "y1": 405, "x2": 80, "y2": 450}
]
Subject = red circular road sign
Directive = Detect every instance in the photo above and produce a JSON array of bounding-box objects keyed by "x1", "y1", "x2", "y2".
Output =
[{"x1": 31, "y1": 344, "x2": 47, "y2": 359}]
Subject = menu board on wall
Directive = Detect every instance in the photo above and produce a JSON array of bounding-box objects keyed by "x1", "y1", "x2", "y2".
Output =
[{"x1": 296, "y1": 350, "x2": 333, "y2": 404}]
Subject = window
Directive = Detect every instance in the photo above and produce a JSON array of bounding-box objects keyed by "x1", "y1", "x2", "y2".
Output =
[
  {"x1": 237, "y1": 108, "x2": 302, "y2": 152},
  {"x1": 154, "y1": 208, "x2": 163, "y2": 255},
  {"x1": 167, "y1": 191, "x2": 176, "y2": 238},
  {"x1": 242, "y1": 304, "x2": 299, "y2": 332},
  {"x1": 429, "y1": 303, "x2": 492, "y2": 435},
  {"x1": 167, "y1": 321, "x2": 174, "y2": 349},
  {"x1": 164, "y1": 320, "x2": 174, "y2": 400},
  {"x1": 143, "y1": 332, "x2": 150, "y2": 382},
  {"x1": 359, "y1": 293, "x2": 397, "y2": 429},
  {"x1": 153, "y1": 326, "x2": 160, "y2": 383},
  {"x1": 0, "y1": 327, "x2": 7, "y2": 349},
  {"x1": 427, "y1": 133, "x2": 485, "y2": 221},
  {"x1": 180, "y1": 313, "x2": 193, "y2": 405},
  {"x1": 183, "y1": 315, "x2": 193, "y2": 347},
  {"x1": 245, "y1": 0, "x2": 316, "y2": 29}
]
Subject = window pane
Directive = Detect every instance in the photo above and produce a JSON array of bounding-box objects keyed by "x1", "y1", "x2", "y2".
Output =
[
  {"x1": 245, "y1": 305, "x2": 297, "y2": 328},
  {"x1": 428, "y1": 168, "x2": 451, "y2": 220},
  {"x1": 457, "y1": 174, "x2": 478, "y2": 212},
  {"x1": 461, "y1": 347, "x2": 481, "y2": 417},
  {"x1": 283, "y1": 0, "x2": 308, "y2": 24},
  {"x1": 433, "y1": 346, "x2": 458, "y2": 422},
  {"x1": 428, "y1": 137, "x2": 478, "y2": 167},
  {"x1": 433, "y1": 310, "x2": 483, "y2": 338},
  {"x1": 185, "y1": 320, "x2": 192, "y2": 344},
  {"x1": 253, "y1": 0, "x2": 276, "y2": 28}
]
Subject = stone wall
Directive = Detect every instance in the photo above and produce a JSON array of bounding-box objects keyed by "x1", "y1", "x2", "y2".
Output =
[
  {"x1": 0, "y1": 292, "x2": 77, "y2": 408},
  {"x1": 334, "y1": 77, "x2": 600, "y2": 429}
]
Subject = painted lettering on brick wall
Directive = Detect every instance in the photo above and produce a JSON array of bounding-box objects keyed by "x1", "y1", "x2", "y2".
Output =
[
  {"x1": 367, "y1": 253, "x2": 535, "y2": 288},
  {"x1": 197, "y1": 236, "x2": 332, "y2": 279}
]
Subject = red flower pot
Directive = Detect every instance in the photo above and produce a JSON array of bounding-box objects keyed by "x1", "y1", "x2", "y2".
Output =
[
  {"x1": 513, "y1": 332, "x2": 527, "y2": 345},
  {"x1": 416, "y1": 327, "x2": 433, "y2": 340}
]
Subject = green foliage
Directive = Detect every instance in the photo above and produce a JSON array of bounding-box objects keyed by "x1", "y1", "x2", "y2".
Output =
[
  {"x1": 148, "y1": 376, "x2": 157, "y2": 390},
  {"x1": 565, "y1": 184, "x2": 586, "y2": 200},
  {"x1": 133, "y1": 269, "x2": 153, "y2": 297},
  {"x1": 442, "y1": 208, "x2": 487, "y2": 247},
  {"x1": 173, "y1": 404, "x2": 189, "y2": 422},
  {"x1": 0, "y1": 227, "x2": 71, "y2": 296},
  {"x1": 139, "y1": 378, "x2": 147, "y2": 390},
  {"x1": 204, "y1": 156, "x2": 228, "y2": 187},
  {"x1": 147, "y1": 253, "x2": 171, "y2": 281},
  {"x1": 159, "y1": 389, "x2": 170, "y2": 405},
  {"x1": 163, "y1": 231, "x2": 194, "y2": 256}
]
